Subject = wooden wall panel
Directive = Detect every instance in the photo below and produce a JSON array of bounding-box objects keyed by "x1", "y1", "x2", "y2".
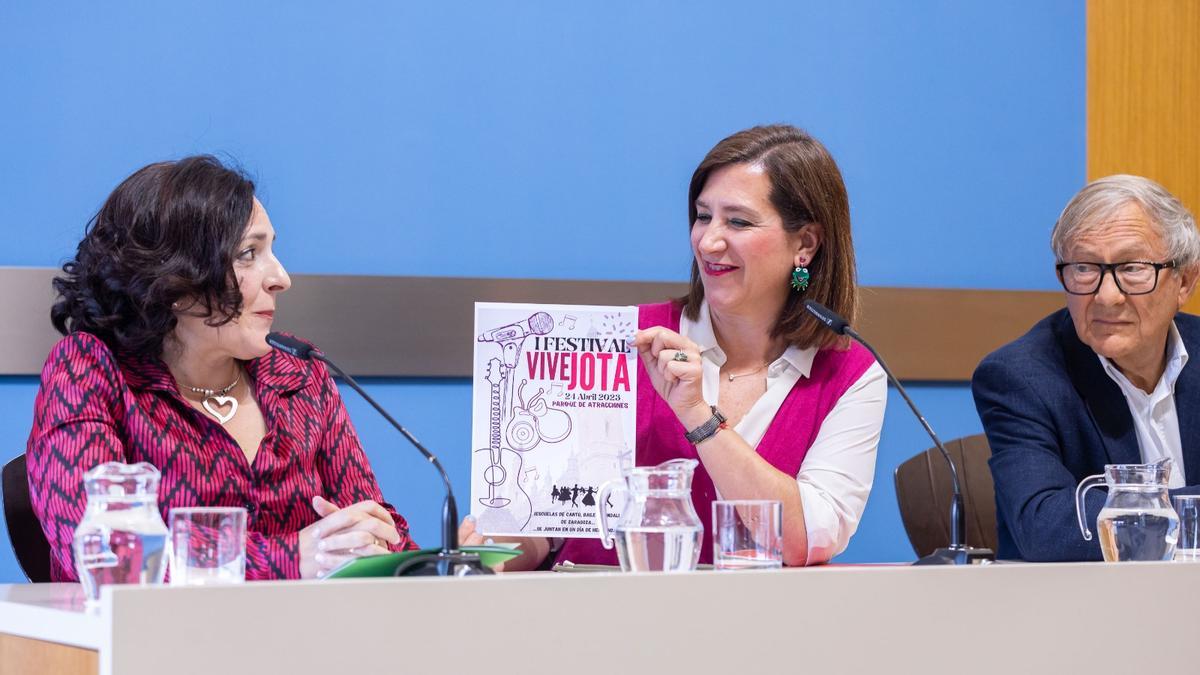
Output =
[
  {"x1": 856, "y1": 287, "x2": 1063, "y2": 382},
  {"x1": 1088, "y1": 0, "x2": 1200, "y2": 312},
  {"x1": 0, "y1": 268, "x2": 1061, "y2": 381}
]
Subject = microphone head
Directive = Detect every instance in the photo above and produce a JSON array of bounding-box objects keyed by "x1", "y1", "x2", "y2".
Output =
[
  {"x1": 266, "y1": 332, "x2": 317, "y2": 359},
  {"x1": 528, "y1": 312, "x2": 554, "y2": 335},
  {"x1": 802, "y1": 300, "x2": 850, "y2": 336}
]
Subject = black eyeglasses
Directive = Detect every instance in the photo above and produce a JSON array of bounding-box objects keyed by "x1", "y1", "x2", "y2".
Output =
[{"x1": 1055, "y1": 261, "x2": 1176, "y2": 296}]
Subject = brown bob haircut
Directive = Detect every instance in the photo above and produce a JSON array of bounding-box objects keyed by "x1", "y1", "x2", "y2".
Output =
[{"x1": 681, "y1": 124, "x2": 858, "y2": 350}]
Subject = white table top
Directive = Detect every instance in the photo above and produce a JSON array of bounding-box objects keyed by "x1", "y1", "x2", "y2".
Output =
[{"x1": 0, "y1": 582, "x2": 102, "y2": 649}]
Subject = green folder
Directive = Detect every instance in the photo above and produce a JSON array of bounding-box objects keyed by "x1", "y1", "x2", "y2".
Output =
[{"x1": 325, "y1": 545, "x2": 523, "y2": 579}]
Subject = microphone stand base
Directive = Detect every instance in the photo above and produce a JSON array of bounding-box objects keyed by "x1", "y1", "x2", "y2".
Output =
[
  {"x1": 913, "y1": 546, "x2": 995, "y2": 566},
  {"x1": 392, "y1": 551, "x2": 494, "y2": 577}
]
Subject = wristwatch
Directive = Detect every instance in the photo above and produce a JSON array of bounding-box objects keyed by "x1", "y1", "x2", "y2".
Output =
[{"x1": 685, "y1": 406, "x2": 728, "y2": 445}]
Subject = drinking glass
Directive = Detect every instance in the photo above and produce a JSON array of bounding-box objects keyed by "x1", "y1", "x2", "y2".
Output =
[
  {"x1": 712, "y1": 500, "x2": 782, "y2": 570},
  {"x1": 1173, "y1": 495, "x2": 1200, "y2": 562},
  {"x1": 169, "y1": 507, "x2": 247, "y2": 585}
]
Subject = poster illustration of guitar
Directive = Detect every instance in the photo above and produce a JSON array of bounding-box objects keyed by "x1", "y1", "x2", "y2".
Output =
[{"x1": 471, "y1": 302, "x2": 637, "y2": 538}]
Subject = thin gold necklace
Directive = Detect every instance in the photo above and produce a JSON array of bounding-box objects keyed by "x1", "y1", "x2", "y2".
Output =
[{"x1": 724, "y1": 363, "x2": 768, "y2": 382}]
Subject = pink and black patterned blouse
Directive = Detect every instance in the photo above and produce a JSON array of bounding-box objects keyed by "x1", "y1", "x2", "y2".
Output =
[{"x1": 26, "y1": 332, "x2": 417, "y2": 581}]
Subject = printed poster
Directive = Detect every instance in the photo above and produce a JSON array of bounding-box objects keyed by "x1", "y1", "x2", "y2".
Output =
[{"x1": 470, "y1": 302, "x2": 637, "y2": 537}]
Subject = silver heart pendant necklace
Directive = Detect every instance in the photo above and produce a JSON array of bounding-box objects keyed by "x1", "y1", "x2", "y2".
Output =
[{"x1": 185, "y1": 374, "x2": 240, "y2": 425}]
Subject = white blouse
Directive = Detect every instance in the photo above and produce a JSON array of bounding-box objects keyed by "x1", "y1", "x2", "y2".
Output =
[{"x1": 681, "y1": 302, "x2": 887, "y2": 564}]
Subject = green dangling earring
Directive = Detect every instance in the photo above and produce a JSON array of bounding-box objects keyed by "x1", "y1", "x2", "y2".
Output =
[{"x1": 790, "y1": 265, "x2": 810, "y2": 292}]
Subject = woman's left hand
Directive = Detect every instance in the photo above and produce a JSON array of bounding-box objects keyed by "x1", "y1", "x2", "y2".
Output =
[
  {"x1": 457, "y1": 515, "x2": 487, "y2": 547},
  {"x1": 457, "y1": 516, "x2": 510, "y2": 572},
  {"x1": 632, "y1": 327, "x2": 712, "y2": 430}
]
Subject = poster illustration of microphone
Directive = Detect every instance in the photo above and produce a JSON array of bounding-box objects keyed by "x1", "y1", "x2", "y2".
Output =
[{"x1": 471, "y1": 302, "x2": 637, "y2": 538}]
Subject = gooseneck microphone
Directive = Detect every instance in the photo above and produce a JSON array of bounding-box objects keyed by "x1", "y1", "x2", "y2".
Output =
[
  {"x1": 266, "y1": 332, "x2": 490, "y2": 576},
  {"x1": 802, "y1": 301, "x2": 993, "y2": 565}
]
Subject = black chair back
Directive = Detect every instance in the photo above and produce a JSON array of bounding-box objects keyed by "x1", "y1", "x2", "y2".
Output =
[
  {"x1": 2, "y1": 454, "x2": 53, "y2": 582},
  {"x1": 893, "y1": 434, "x2": 998, "y2": 558}
]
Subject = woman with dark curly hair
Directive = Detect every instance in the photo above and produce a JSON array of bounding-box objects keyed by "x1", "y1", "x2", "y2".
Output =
[{"x1": 27, "y1": 156, "x2": 417, "y2": 581}]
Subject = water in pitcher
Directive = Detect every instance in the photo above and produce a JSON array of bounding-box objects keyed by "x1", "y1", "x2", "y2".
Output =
[
  {"x1": 612, "y1": 526, "x2": 702, "y2": 572},
  {"x1": 1097, "y1": 507, "x2": 1179, "y2": 562},
  {"x1": 75, "y1": 509, "x2": 169, "y2": 602}
]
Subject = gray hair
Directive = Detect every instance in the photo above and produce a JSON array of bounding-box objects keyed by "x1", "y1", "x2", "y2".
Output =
[{"x1": 1051, "y1": 174, "x2": 1200, "y2": 269}]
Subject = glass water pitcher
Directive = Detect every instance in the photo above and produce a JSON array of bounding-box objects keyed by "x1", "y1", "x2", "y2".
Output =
[
  {"x1": 73, "y1": 462, "x2": 169, "y2": 603},
  {"x1": 596, "y1": 458, "x2": 703, "y2": 572},
  {"x1": 1075, "y1": 462, "x2": 1179, "y2": 562}
]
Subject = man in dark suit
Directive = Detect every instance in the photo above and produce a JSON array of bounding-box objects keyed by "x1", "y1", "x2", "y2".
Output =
[{"x1": 973, "y1": 175, "x2": 1200, "y2": 561}]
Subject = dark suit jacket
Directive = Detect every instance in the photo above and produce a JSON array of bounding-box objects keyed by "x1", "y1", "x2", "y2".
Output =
[{"x1": 972, "y1": 308, "x2": 1200, "y2": 561}]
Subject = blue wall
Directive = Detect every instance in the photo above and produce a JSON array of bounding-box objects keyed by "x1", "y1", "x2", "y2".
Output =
[{"x1": 0, "y1": 1, "x2": 1084, "y2": 580}]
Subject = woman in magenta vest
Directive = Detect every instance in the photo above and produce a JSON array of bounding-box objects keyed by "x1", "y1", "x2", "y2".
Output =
[{"x1": 464, "y1": 125, "x2": 886, "y2": 568}]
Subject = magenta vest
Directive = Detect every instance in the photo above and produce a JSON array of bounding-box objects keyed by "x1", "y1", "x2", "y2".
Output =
[{"x1": 556, "y1": 301, "x2": 875, "y2": 566}]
